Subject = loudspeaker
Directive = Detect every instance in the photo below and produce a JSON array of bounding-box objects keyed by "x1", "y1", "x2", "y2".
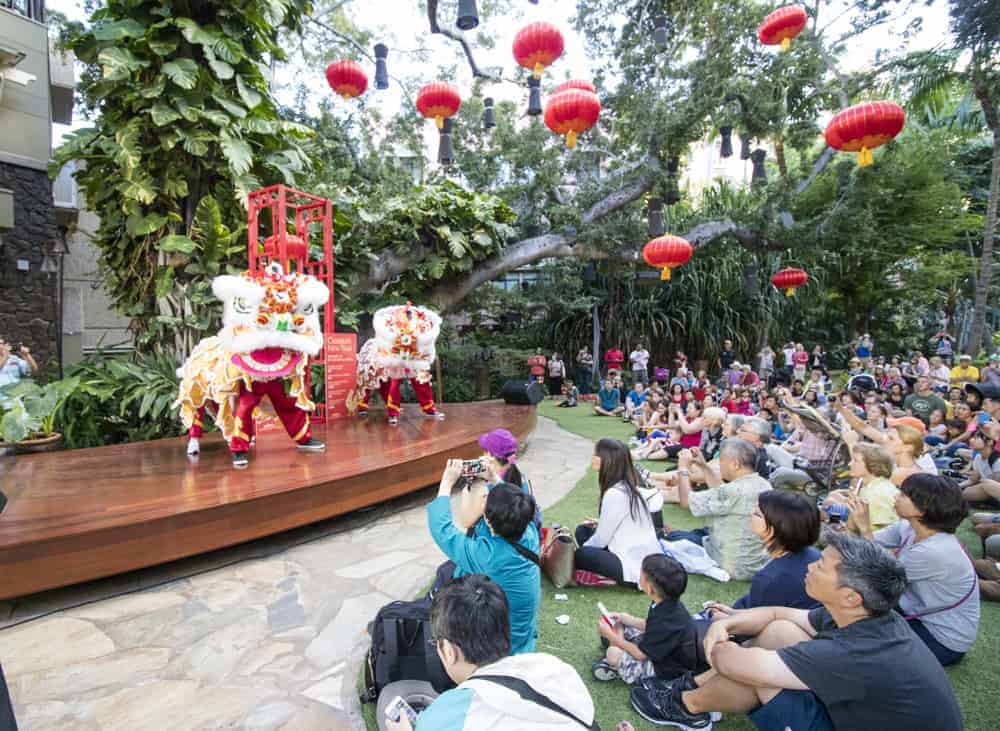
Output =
[{"x1": 501, "y1": 380, "x2": 544, "y2": 406}]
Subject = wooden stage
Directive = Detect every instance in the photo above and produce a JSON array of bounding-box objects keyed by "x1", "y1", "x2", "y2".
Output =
[{"x1": 0, "y1": 401, "x2": 536, "y2": 600}]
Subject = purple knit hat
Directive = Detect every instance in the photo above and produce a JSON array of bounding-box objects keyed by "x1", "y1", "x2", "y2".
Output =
[{"x1": 478, "y1": 428, "x2": 518, "y2": 463}]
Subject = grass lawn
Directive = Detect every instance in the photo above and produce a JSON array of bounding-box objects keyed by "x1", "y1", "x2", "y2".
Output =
[{"x1": 363, "y1": 399, "x2": 999, "y2": 729}]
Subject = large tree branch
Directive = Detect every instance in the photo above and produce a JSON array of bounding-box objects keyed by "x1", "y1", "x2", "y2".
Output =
[{"x1": 427, "y1": 0, "x2": 501, "y2": 83}]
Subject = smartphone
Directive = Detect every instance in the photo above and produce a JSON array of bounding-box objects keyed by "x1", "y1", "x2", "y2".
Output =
[
  {"x1": 460, "y1": 459, "x2": 486, "y2": 478},
  {"x1": 385, "y1": 696, "x2": 418, "y2": 725},
  {"x1": 597, "y1": 601, "x2": 615, "y2": 629}
]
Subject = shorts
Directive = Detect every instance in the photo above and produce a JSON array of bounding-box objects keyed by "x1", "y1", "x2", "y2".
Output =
[
  {"x1": 749, "y1": 689, "x2": 834, "y2": 731},
  {"x1": 616, "y1": 627, "x2": 657, "y2": 684}
]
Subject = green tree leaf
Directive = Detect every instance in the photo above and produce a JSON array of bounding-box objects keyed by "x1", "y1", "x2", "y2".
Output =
[
  {"x1": 149, "y1": 103, "x2": 181, "y2": 126},
  {"x1": 126, "y1": 212, "x2": 168, "y2": 236},
  {"x1": 99, "y1": 47, "x2": 148, "y2": 80},
  {"x1": 220, "y1": 133, "x2": 253, "y2": 174},
  {"x1": 236, "y1": 75, "x2": 263, "y2": 109},
  {"x1": 162, "y1": 58, "x2": 199, "y2": 90},
  {"x1": 158, "y1": 234, "x2": 197, "y2": 254},
  {"x1": 93, "y1": 19, "x2": 147, "y2": 40}
]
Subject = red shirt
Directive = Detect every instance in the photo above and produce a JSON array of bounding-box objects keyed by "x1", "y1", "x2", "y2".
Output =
[
  {"x1": 721, "y1": 399, "x2": 737, "y2": 413},
  {"x1": 605, "y1": 349, "x2": 624, "y2": 369},
  {"x1": 793, "y1": 351, "x2": 809, "y2": 366},
  {"x1": 528, "y1": 355, "x2": 547, "y2": 376}
]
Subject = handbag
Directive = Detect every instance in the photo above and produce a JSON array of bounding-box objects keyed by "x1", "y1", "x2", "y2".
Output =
[{"x1": 541, "y1": 526, "x2": 577, "y2": 588}]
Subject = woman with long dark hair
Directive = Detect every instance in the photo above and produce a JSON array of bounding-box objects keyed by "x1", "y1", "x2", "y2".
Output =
[{"x1": 574, "y1": 439, "x2": 662, "y2": 585}]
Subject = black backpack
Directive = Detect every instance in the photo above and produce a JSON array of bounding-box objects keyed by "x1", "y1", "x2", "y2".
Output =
[{"x1": 361, "y1": 597, "x2": 454, "y2": 703}]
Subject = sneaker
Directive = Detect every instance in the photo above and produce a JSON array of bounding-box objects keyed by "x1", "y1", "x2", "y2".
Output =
[
  {"x1": 388, "y1": 416, "x2": 399, "y2": 426},
  {"x1": 296, "y1": 438, "x2": 325, "y2": 451},
  {"x1": 592, "y1": 659, "x2": 619, "y2": 682},
  {"x1": 639, "y1": 675, "x2": 723, "y2": 723},
  {"x1": 629, "y1": 684, "x2": 712, "y2": 729},
  {"x1": 186, "y1": 437, "x2": 200, "y2": 455},
  {"x1": 424, "y1": 410, "x2": 445, "y2": 420},
  {"x1": 232, "y1": 451, "x2": 249, "y2": 469},
  {"x1": 357, "y1": 409, "x2": 368, "y2": 418}
]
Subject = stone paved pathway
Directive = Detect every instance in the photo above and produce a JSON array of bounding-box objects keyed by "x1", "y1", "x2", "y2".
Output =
[{"x1": 0, "y1": 416, "x2": 593, "y2": 730}]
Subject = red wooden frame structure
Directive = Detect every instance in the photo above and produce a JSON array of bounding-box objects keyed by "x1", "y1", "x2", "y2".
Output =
[{"x1": 247, "y1": 184, "x2": 339, "y2": 421}]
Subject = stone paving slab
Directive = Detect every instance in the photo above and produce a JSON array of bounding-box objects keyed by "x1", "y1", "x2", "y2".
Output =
[{"x1": 0, "y1": 416, "x2": 593, "y2": 730}]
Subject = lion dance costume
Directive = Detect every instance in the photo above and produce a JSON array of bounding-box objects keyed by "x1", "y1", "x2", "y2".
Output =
[
  {"x1": 174, "y1": 263, "x2": 330, "y2": 468},
  {"x1": 354, "y1": 303, "x2": 444, "y2": 425}
]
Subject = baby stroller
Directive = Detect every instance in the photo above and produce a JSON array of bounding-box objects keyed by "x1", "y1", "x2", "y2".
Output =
[{"x1": 780, "y1": 398, "x2": 851, "y2": 498}]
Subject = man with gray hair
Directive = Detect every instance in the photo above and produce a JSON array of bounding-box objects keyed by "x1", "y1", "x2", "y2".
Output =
[
  {"x1": 630, "y1": 532, "x2": 963, "y2": 730},
  {"x1": 733, "y1": 416, "x2": 775, "y2": 479},
  {"x1": 668, "y1": 438, "x2": 771, "y2": 580}
]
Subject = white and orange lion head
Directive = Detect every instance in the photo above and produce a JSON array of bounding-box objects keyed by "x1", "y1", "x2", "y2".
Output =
[
  {"x1": 212, "y1": 263, "x2": 329, "y2": 380},
  {"x1": 372, "y1": 302, "x2": 442, "y2": 373}
]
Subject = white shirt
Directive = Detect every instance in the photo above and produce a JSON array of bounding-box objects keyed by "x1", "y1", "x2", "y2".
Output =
[
  {"x1": 583, "y1": 483, "x2": 661, "y2": 583},
  {"x1": 629, "y1": 349, "x2": 650, "y2": 370}
]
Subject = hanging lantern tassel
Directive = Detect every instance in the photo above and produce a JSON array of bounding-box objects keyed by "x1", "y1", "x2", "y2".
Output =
[
  {"x1": 374, "y1": 43, "x2": 389, "y2": 90},
  {"x1": 527, "y1": 77, "x2": 542, "y2": 116},
  {"x1": 719, "y1": 125, "x2": 733, "y2": 158},
  {"x1": 858, "y1": 146, "x2": 874, "y2": 167},
  {"x1": 660, "y1": 267, "x2": 672, "y2": 281},
  {"x1": 483, "y1": 97, "x2": 496, "y2": 129}
]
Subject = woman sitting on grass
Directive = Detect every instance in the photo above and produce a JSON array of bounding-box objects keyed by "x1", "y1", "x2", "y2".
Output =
[
  {"x1": 824, "y1": 441, "x2": 899, "y2": 532},
  {"x1": 574, "y1": 439, "x2": 662, "y2": 586},
  {"x1": 704, "y1": 490, "x2": 820, "y2": 616},
  {"x1": 849, "y1": 473, "x2": 979, "y2": 667},
  {"x1": 556, "y1": 379, "x2": 579, "y2": 407},
  {"x1": 428, "y1": 460, "x2": 541, "y2": 654},
  {"x1": 592, "y1": 554, "x2": 709, "y2": 686}
]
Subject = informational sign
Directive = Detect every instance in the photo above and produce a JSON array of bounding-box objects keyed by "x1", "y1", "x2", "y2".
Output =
[{"x1": 324, "y1": 333, "x2": 358, "y2": 421}]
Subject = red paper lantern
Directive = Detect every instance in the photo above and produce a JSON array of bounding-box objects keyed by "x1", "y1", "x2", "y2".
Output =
[
  {"x1": 643, "y1": 235, "x2": 693, "y2": 281},
  {"x1": 513, "y1": 22, "x2": 565, "y2": 79},
  {"x1": 553, "y1": 79, "x2": 596, "y2": 95},
  {"x1": 825, "y1": 101, "x2": 905, "y2": 168},
  {"x1": 325, "y1": 60, "x2": 368, "y2": 99},
  {"x1": 757, "y1": 5, "x2": 808, "y2": 51},
  {"x1": 544, "y1": 89, "x2": 601, "y2": 148},
  {"x1": 416, "y1": 82, "x2": 462, "y2": 129},
  {"x1": 771, "y1": 267, "x2": 808, "y2": 297}
]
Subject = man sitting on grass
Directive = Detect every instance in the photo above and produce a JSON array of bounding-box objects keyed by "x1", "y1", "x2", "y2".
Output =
[
  {"x1": 594, "y1": 378, "x2": 624, "y2": 416},
  {"x1": 385, "y1": 574, "x2": 596, "y2": 731},
  {"x1": 591, "y1": 554, "x2": 710, "y2": 687},
  {"x1": 629, "y1": 532, "x2": 963, "y2": 731}
]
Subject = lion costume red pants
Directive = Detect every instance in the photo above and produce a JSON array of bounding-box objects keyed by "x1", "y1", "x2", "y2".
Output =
[
  {"x1": 190, "y1": 379, "x2": 311, "y2": 451},
  {"x1": 360, "y1": 378, "x2": 437, "y2": 419}
]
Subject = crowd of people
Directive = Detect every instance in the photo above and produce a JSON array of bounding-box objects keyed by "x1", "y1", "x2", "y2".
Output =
[{"x1": 383, "y1": 336, "x2": 998, "y2": 730}]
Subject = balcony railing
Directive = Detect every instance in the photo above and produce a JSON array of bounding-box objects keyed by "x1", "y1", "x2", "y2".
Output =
[{"x1": 0, "y1": 0, "x2": 45, "y2": 22}]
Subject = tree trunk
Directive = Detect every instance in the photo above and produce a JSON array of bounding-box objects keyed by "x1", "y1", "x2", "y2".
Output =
[{"x1": 967, "y1": 76, "x2": 999, "y2": 355}]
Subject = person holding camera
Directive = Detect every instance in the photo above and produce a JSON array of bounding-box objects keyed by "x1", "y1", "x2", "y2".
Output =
[
  {"x1": 0, "y1": 339, "x2": 38, "y2": 387},
  {"x1": 384, "y1": 574, "x2": 596, "y2": 731},
  {"x1": 428, "y1": 460, "x2": 541, "y2": 655}
]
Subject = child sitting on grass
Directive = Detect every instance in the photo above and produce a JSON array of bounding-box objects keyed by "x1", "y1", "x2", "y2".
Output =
[
  {"x1": 557, "y1": 380, "x2": 580, "y2": 408},
  {"x1": 591, "y1": 554, "x2": 708, "y2": 685}
]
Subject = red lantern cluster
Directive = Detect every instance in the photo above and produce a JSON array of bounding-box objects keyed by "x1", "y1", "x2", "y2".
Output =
[
  {"x1": 416, "y1": 82, "x2": 462, "y2": 129},
  {"x1": 825, "y1": 101, "x2": 906, "y2": 168},
  {"x1": 771, "y1": 267, "x2": 808, "y2": 297},
  {"x1": 544, "y1": 87, "x2": 601, "y2": 148},
  {"x1": 513, "y1": 22, "x2": 565, "y2": 78},
  {"x1": 643, "y1": 235, "x2": 693, "y2": 281},
  {"x1": 757, "y1": 5, "x2": 808, "y2": 51},
  {"x1": 325, "y1": 60, "x2": 369, "y2": 99}
]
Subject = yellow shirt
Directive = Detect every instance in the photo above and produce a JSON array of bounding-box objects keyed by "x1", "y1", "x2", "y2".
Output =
[
  {"x1": 950, "y1": 365, "x2": 980, "y2": 384},
  {"x1": 860, "y1": 477, "x2": 900, "y2": 530}
]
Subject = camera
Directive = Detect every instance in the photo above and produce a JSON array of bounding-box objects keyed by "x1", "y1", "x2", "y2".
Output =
[
  {"x1": 460, "y1": 459, "x2": 486, "y2": 478},
  {"x1": 823, "y1": 503, "x2": 849, "y2": 524}
]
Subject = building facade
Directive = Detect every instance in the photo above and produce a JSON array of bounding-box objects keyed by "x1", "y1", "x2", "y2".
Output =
[{"x1": 0, "y1": 0, "x2": 74, "y2": 374}]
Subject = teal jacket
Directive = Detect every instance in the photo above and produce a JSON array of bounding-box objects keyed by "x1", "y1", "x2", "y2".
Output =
[{"x1": 427, "y1": 495, "x2": 541, "y2": 654}]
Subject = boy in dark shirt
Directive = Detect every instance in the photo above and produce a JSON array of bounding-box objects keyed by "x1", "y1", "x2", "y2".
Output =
[{"x1": 591, "y1": 554, "x2": 708, "y2": 685}]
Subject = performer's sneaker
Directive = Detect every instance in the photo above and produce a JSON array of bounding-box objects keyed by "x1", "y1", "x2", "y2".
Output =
[
  {"x1": 297, "y1": 438, "x2": 326, "y2": 451},
  {"x1": 357, "y1": 409, "x2": 368, "y2": 417},
  {"x1": 232, "y1": 451, "x2": 249, "y2": 469},
  {"x1": 425, "y1": 411, "x2": 445, "y2": 420},
  {"x1": 388, "y1": 417, "x2": 399, "y2": 426},
  {"x1": 186, "y1": 437, "x2": 200, "y2": 455}
]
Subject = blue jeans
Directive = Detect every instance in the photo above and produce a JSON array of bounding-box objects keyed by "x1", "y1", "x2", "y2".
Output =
[
  {"x1": 577, "y1": 368, "x2": 592, "y2": 394},
  {"x1": 665, "y1": 528, "x2": 709, "y2": 545},
  {"x1": 907, "y1": 617, "x2": 965, "y2": 666}
]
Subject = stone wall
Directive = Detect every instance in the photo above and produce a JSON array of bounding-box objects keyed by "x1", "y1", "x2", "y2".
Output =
[{"x1": 0, "y1": 161, "x2": 59, "y2": 374}]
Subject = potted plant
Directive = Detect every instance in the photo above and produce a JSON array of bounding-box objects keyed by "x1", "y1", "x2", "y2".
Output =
[{"x1": 0, "y1": 377, "x2": 79, "y2": 453}]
